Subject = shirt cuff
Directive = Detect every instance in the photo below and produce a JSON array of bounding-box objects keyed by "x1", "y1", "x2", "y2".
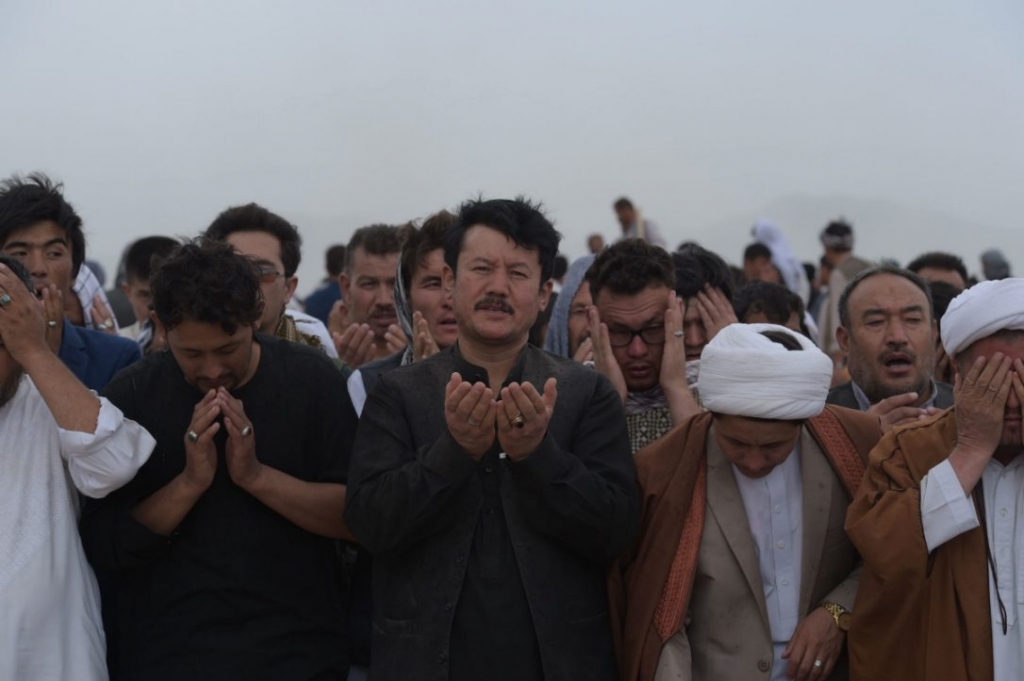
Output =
[{"x1": 920, "y1": 459, "x2": 980, "y2": 552}]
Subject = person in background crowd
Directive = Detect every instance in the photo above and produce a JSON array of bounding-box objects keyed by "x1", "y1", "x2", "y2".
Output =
[
  {"x1": 743, "y1": 242, "x2": 780, "y2": 285},
  {"x1": 613, "y1": 197, "x2": 667, "y2": 248},
  {"x1": 587, "y1": 233, "x2": 605, "y2": 254},
  {"x1": 304, "y1": 244, "x2": 346, "y2": 326},
  {"x1": 751, "y1": 220, "x2": 811, "y2": 304},
  {"x1": 980, "y1": 248, "x2": 1011, "y2": 281},
  {"x1": 929, "y1": 280, "x2": 962, "y2": 385},
  {"x1": 118, "y1": 235, "x2": 178, "y2": 355},
  {"x1": 907, "y1": 251, "x2": 969, "y2": 291},
  {"x1": 817, "y1": 219, "x2": 872, "y2": 368},
  {"x1": 733, "y1": 280, "x2": 808, "y2": 336},
  {"x1": 543, "y1": 253, "x2": 595, "y2": 362}
]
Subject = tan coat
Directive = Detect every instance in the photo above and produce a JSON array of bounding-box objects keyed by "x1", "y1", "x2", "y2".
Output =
[
  {"x1": 611, "y1": 407, "x2": 882, "y2": 681},
  {"x1": 845, "y1": 410, "x2": 992, "y2": 681}
]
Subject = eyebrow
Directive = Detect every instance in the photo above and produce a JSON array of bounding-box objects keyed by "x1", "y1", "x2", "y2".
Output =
[
  {"x1": 4, "y1": 237, "x2": 69, "y2": 250},
  {"x1": 861, "y1": 304, "x2": 926, "y2": 318}
]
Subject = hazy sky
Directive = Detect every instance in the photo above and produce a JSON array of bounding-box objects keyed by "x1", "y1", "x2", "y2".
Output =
[{"x1": 3, "y1": 0, "x2": 1022, "y2": 295}]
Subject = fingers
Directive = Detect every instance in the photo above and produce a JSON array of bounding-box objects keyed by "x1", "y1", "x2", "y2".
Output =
[
  {"x1": 215, "y1": 387, "x2": 248, "y2": 429},
  {"x1": 572, "y1": 337, "x2": 594, "y2": 364},
  {"x1": 873, "y1": 392, "x2": 920, "y2": 411},
  {"x1": 453, "y1": 382, "x2": 491, "y2": 422},
  {"x1": 445, "y1": 374, "x2": 473, "y2": 414},
  {"x1": 542, "y1": 377, "x2": 557, "y2": 411}
]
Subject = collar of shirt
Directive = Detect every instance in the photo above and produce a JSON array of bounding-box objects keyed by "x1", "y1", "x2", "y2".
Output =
[
  {"x1": 851, "y1": 379, "x2": 940, "y2": 412},
  {"x1": 451, "y1": 342, "x2": 529, "y2": 390}
]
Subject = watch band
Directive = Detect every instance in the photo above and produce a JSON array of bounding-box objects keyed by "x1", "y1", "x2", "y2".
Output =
[{"x1": 821, "y1": 601, "x2": 850, "y2": 631}]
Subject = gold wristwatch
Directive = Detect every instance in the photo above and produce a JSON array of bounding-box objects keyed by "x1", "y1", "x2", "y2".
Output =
[{"x1": 821, "y1": 602, "x2": 851, "y2": 632}]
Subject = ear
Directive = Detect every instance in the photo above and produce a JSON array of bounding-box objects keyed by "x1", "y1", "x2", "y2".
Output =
[
  {"x1": 339, "y1": 272, "x2": 351, "y2": 298},
  {"x1": 836, "y1": 325, "x2": 850, "y2": 356},
  {"x1": 283, "y1": 275, "x2": 299, "y2": 304},
  {"x1": 121, "y1": 281, "x2": 131, "y2": 296},
  {"x1": 442, "y1": 264, "x2": 455, "y2": 292},
  {"x1": 149, "y1": 311, "x2": 165, "y2": 337},
  {"x1": 538, "y1": 278, "x2": 554, "y2": 312}
]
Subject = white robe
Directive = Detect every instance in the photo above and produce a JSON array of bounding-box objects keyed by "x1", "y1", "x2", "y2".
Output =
[{"x1": 0, "y1": 375, "x2": 155, "y2": 681}]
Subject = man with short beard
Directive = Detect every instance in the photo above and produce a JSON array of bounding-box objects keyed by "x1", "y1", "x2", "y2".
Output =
[
  {"x1": 0, "y1": 255, "x2": 154, "y2": 680},
  {"x1": 827, "y1": 265, "x2": 953, "y2": 434}
]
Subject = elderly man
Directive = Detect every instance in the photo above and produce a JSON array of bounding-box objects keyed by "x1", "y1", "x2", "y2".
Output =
[
  {"x1": 612, "y1": 323, "x2": 881, "y2": 681},
  {"x1": 345, "y1": 197, "x2": 638, "y2": 681},
  {"x1": 0, "y1": 256, "x2": 154, "y2": 680},
  {"x1": 81, "y1": 239, "x2": 358, "y2": 680},
  {"x1": 829, "y1": 265, "x2": 953, "y2": 433},
  {"x1": 586, "y1": 240, "x2": 701, "y2": 453},
  {"x1": 846, "y1": 278, "x2": 1024, "y2": 681}
]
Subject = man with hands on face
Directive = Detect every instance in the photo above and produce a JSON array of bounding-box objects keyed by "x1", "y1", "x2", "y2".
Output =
[
  {"x1": 611, "y1": 324, "x2": 881, "y2": 681},
  {"x1": 80, "y1": 239, "x2": 358, "y2": 681},
  {"x1": 0, "y1": 256, "x2": 154, "y2": 681},
  {"x1": 828, "y1": 265, "x2": 953, "y2": 435},
  {"x1": 344, "y1": 197, "x2": 638, "y2": 681},
  {"x1": 845, "y1": 278, "x2": 1024, "y2": 681}
]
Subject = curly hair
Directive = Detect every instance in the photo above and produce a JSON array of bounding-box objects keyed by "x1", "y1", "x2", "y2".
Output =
[
  {"x1": 586, "y1": 238, "x2": 675, "y2": 300},
  {"x1": 205, "y1": 203, "x2": 303, "y2": 277},
  {"x1": 150, "y1": 238, "x2": 263, "y2": 334},
  {"x1": 0, "y1": 173, "x2": 86, "y2": 277}
]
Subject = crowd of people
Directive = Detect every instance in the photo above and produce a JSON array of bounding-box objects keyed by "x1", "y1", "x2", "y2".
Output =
[{"x1": 1, "y1": 173, "x2": 1022, "y2": 681}]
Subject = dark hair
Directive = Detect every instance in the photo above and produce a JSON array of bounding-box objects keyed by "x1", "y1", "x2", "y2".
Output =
[
  {"x1": 587, "y1": 239, "x2": 675, "y2": 300},
  {"x1": 907, "y1": 251, "x2": 968, "y2": 288},
  {"x1": 325, "y1": 245, "x2": 347, "y2": 278},
  {"x1": 399, "y1": 211, "x2": 455, "y2": 291},
  {"x1": 444, "y1": 197, "x2": 561, "y2": 283},
  {"x1": 734, "y1": 281, "x2": 804, "y2": 326},
  {"x1": 761, "y1": 329, "x2": 804, "y2": 351},
  {"x1": 205, "y1": 203, "x2": 302, "y2": 277},
  {"x1": 346, "y1": 224, "x2": 401, "y2": 274},
  {"x1": 820, "y1": 219, "x2": 854, "y2": 252},
  {"x1": 150, "y1": 238, "x2": 263, "y2": 335},
  {"x1": 553, "y1": 254, "x2": 568, "y2": 280},
  {"x1": 124, "y1": 236, "x2": 179, "y2": 283},
  {"x1": 673, "y1": 244, "x2": 734, "y2": 301},
  {"x1": 613, "y1": 197, "x2": 634, "y2": 211},
  {"x1": 0, "y1": 173, "x2": 86, "y2": 277},
  {"x1": 0, "y1": 254, "x2": 35, "y2": 292},
  {"x1": 838, "y1": 264, "x2": 934, "y2": 329},
  {"x1": 928, "y1": 280, "x2": 962, "y2": 329},
  {"x1": 743, "y1": 242, "x2": 772, "y2": 262}
]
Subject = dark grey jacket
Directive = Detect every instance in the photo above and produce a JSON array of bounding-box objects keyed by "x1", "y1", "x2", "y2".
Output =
[
  {"x1": 827, "y1": 380, "x2": 955, "y2": 411},
  {"x1": 345, "y1": 344, "x2": 638, "y2": 681}
]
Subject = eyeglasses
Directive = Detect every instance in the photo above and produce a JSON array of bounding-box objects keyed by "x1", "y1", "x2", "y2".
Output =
[
  {"x1": 607, "y1": 326, "x2": 666, "y2": 347},
  {"x1": 247, "y1": 259, "x2": 285, "y2": 284}
]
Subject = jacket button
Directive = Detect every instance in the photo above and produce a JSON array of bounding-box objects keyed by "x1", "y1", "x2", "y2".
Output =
[{"x1": 757, "y1": 659, "x2": 770, "y2": 673}]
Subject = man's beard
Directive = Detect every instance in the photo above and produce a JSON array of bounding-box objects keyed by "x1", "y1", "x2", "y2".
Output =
[{"x1": 0, "y1": 368, "x2": 24, "y2": 410}]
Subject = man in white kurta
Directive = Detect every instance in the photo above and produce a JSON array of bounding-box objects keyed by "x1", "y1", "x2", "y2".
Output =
[{"x1": 0, "y1": 257, "x2": 154, "y2": 681}]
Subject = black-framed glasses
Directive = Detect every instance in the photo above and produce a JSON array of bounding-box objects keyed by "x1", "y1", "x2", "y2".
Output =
[{"x1": 607, "y1": 326, "x2": 666, "y2": 347}]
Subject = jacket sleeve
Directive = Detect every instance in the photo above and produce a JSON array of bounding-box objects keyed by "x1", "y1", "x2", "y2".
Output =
[
  {"x1": 343, "y1": 373, "x2": 479, "y2": 555},
  {"x1": 508, "y1": 373, "x2": 640, "y2": 563}
]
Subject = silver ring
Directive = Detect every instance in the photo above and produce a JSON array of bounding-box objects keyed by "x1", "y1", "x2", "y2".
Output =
[
  {"x1": 673, "y1": 330, "x2": 684, "y2": 338},
  {"x1": 814, "y1": 659, "x2": 823, "y2": 669},
  {"x1": 98, "y1": 319, "x2": 114, "y2": 330},
  {"x1": 512, "y1": 414, "x2": 525, "y2": 429},
  {"x1": 47, "y1": 320, "x2": 58, "y2": 328},
  {"x1": 0, "y1": 292, "x2": 11, "y2": 307},
  {"x1": 240, "y1": 425, "x2": 252, "y2": 437},
  {"x1": 186, "y1": 430, "x2": 199, "y2": 443}
]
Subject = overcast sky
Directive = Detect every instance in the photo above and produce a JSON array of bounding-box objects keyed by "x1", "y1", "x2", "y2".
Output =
[{"x1": 3, "y1": 0, "x2": 1022, "y2": 295}]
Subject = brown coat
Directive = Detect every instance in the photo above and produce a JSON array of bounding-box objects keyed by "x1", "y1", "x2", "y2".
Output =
[
  {"x1": 610, "y1": 406, "x2": 882, "y2": 681},
  {"x1": 845, "y1": 410, "x2": 992, "y2": 681}
]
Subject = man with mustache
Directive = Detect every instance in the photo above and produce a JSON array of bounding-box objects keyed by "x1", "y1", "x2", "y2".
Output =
[
  {"x1": 846, "y1": 278, "x2": 1024, "y2": 681},
  {"x1": 827, "y1": 265, "x2": 953, "y2": 433},
  {"x1": 345, "y1": 197, "x2": 638, "y2": 681},
  {"x1": 333, "y1": 224, "x2": 405, "y2": 368}
]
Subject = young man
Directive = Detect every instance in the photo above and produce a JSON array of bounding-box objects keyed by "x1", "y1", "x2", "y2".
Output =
[
  {"x1": 80, "y1": 239, "x2": 358, "y2": 680},
  {"x1": 0, "y1": 256, "x2": 154, "y2": 681},
  {"x1": 0, "y1": 173, "x2": 140, "y2": 390},
  {"x1": 587, "y1": 239, "x2": 701, "y2": 453},
  {"x1": 333, "y1": 224, "x2": 405, "y2": 368},
  {"x1": 613, "y1": 197, "x2": 667, "y2": 248},
  {"x1": 345, "y1": 197, "x2": 638, "y2": 681},
  {"x1": 205, "y1": 202, "x2": 337, "y2": 356},
  {"x1": 816, "y1": 219, "x2": 872, "y2": 364},
  {"x1": 118, "y1": 235, "x2": 179, "y2": 355},
  {"x1": 612, "y1": 324, "x2": 880, "y2": 681}
]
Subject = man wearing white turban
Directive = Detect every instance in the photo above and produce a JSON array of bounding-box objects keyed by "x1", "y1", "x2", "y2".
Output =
[
  {"x1": 846, "y1": 278, "x2": 1024, "y2": 681},
  {"x1": 611, "y1": 323, "x2": 881, "y2": 681}
]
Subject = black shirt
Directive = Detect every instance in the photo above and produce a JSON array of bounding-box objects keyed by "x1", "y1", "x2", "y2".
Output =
[{"x1": 81, "y1": 335, "x2": 357, "y2": 681}]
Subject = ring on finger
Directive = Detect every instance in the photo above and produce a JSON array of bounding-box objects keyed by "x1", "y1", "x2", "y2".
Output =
[
  {"x1": 240, "y1": 425, "x2": 252, "y2": 437},
  {"x1": 0, "y1": 291, "x2": 11, "y2": 307},
  {"x1": 187, "y1": 430, "x2": 199, "y2": 443},
  {"x1": 512, "y1": 413, "x2": 525, "y2": 429},
  {"x1": 813, "y1": 659, "x2": 823, "y2": 669},
  {"x1": 98, "y1": 319, "x2": 114, "y2": 330},
  {"x1": 47, "y1": 320, "x2": 58, "y2": 328},
  {"x1": 673, "y1": 330, "x2": 684, "y2": 338}
]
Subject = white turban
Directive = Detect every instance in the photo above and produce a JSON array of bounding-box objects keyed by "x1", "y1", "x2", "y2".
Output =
[
  {"x1": 941, "y1": 278, "x2": 1024, "y2": 357},
  {"x1": 699, "y1": 323, "x2": 833, "y2": 420}
]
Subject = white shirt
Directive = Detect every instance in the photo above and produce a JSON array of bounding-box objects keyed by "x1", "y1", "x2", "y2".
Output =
[
  {"x1": 621, "y1": 217, "x2": 668, "y2": 249},
  {"x1": 0, "y1": 376, "x2": 155, "y2": 681},
  {"x1": 348, "y1": 369, "x2": 368, "y2": 416},
  {"x1": 73, "y1": 264, "x2": 118, "y2": 332},
  {"x1": 733, "y1": 443, "x2": 804, "y2": 681},
  {"x1": 921, "y1": 457, "x2": 1024, "y2": 679},
  {"x1": 285, "y1": 308, "x2": 339, "y2": 359}
]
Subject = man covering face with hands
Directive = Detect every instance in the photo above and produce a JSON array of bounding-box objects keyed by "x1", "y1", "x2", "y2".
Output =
[{"x1": 345, "y1": 197, "x2": 638, "y2": 681}]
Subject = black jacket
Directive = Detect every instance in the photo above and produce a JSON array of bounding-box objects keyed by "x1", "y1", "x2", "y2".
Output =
[
  {"x1": 827, "y1": 380, "x2": 955, "y2": 410},
  {"x1": 344, "y1": 344, "x2": 639, "y2": 681}
]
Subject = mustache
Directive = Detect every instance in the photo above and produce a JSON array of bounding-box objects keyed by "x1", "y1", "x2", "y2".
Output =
[
  {"x1": 370, "y1": 306, "x2": 396, "y2": 317},
  {"x1": 474, "y1": 296, "x2": 514, "y2": 314}
]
